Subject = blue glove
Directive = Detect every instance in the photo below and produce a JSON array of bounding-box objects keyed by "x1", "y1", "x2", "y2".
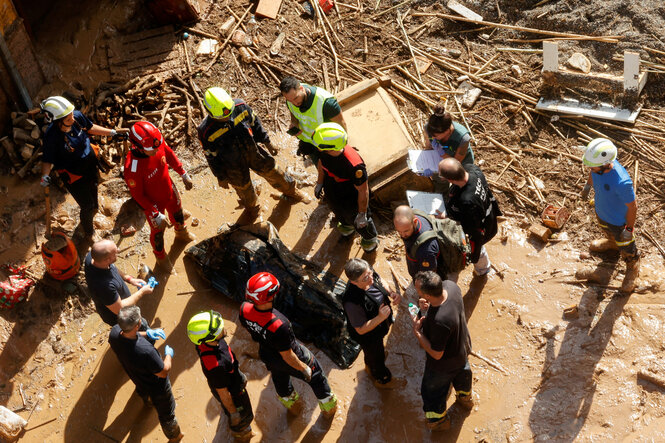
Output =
[
  {"x1": 164, "y1": 345, "x2": 174, "y2": 358},
  {"x1": 138, "y1": 276, "x2": 159, "y2": 289},
  {"x1": 421, "y1": 168, "x2": 434, "y2": 177},
  {"x1": 146, "y1": 328, "x2": 166, "y2": 340}
]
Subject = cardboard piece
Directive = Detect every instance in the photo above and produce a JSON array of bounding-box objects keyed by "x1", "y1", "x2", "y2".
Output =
[{"x1": 256, "y1": 0, "x2": 283, "y2": 19}]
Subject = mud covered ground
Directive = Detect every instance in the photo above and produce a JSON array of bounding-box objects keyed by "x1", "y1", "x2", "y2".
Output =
[{"x1": 1, "y1": 0, "x2": 665, "y2": 441}]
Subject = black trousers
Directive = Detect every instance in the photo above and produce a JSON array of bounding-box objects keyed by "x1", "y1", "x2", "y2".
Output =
[
  {"x1": 139, "y1": 379, "x2": 180, "y2": 439},
  {"x1": 214, "y1": 371, "x2": 254, "y2": 433},
  {"x1": 323, "y1": 177, "x2": 378, "y2": 241},
  {"x1": 262, "y1": 345, "x2": 332, "y2": 400},
  {"x1": 64, "y1": 173, "x2": 99, "y2": 234},
  {"x1": 357, "y1": 332, "x2": 391, "y2": 383}
]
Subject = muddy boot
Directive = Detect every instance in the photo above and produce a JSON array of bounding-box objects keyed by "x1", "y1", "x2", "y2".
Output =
[
  {"x1": 621, "y1": 256, "x2": 640, "y2": 293},
  {"x1": 174, "y1": 226, "x2": 196, "y2": 243},
  {"x1": 235, "y1": 206, "x2": 260, "y2": 226},
  {"x1": 426, "y1": 412, "x2": 450, "y2": 431},
  {"x1": 279, "y1": 391, "x2": 304, "y2": 416},
  {"x1": 163, "y1": 419, "x2": 183, "y2": 442},
  {"x1": 589, "y1": 238, "x2": 619, "y2": 253},
  {"x1": 575, "y1": 266, "x2": 614, "y2": 283},
  {"x1": 319, "y1": 393, "x2": 338, "y2": 419},
  {"x1": 232, "y1": 181, "x2": 260, "y2": 226},
  {"x1": 262, "y1": 167, "x2": 311, "y2": 204},
  {"x1": 374, "y1": 377, "x2": 407, "y2": 390},
  {"x1": 361, "y1": 237, "x2": 379, "y2": 253},
  {"x1": 232, "y1": 426, "x2": 254, "y2": 442},
  {"x1": 455, "y1": 392, "x2": 475, "y2": 410},
  {"x1": 336, "y1": 222, "x2": 356, "y2": 237}
]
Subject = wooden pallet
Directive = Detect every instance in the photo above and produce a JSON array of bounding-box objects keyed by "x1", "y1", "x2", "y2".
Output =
[{"x1": 107, "y1": 25, "x2": 184, "y2": 81}]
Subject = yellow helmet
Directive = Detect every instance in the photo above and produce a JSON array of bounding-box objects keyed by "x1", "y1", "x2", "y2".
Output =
[
  {"x1": 187, "y1": 310, "x2": 225, "y2": 345},
  {"x1": 41, "y1": 96, "x2": 75, "y2": 121},
  {"x1": 312, "y1": 122, "x2": 348, "y2": 151},
  {"x1": 204, "y1": 87, "x2": 235, "y2": 119}
]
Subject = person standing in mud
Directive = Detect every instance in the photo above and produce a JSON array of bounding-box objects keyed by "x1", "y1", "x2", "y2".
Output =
[
  {"x1": 40, "y1": 96, "x2": 127, "y2": 240},
  {"x1": 187, "y1": 311, "x2": 254, "y2": 441},
  {"x1": 239, "y1": 272, "x2": 338, "y2": 418},
  {"x1": 412, "y1": 271, "x2": 474, "y2": 431},
  {"x1": 342, "y1": 258, "x2": 406, "y2": 389},
  {"x1": 279, "y1": 76, "x2": 346, "y2": 165},
  {"x1": 423, "y1": 103, "x2": 475, "y2": 195},
  {"x1": 311, "y1": 123, "x2": 379, "y2": 253},
  {"x1": 109, "y1": 305, "x2": 183, "y2": 442},
  {"x1": 438, "y1": 158, "x2": 501, "y2": 277},
  {"x1": 196, "y1": 87, "x2": 310, "y2": 226},
  {"x1": 393, "y1": 205, "x2": 442, "y2": 280},
  {"x1": 577, "y1": 138, "x2": 640, "y2": 293},
  {"x1": 124, "y1": 121, "x2": 195, "y2": 265}
]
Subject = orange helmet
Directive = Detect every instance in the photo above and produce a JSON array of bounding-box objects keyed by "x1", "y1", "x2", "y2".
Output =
[{"x1": 245, "y1": 272, "x2": 280, "y2": 304}]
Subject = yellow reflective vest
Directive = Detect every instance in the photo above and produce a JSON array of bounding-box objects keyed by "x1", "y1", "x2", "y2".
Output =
[{"x1": 286, "y1": 85, "x2": 334, "y2": 144}]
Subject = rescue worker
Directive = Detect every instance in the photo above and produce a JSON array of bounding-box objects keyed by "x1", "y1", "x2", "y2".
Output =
[
  {"x1": 393, "y1": 205, "x2": 442, "y2": 279},
  {"x1": 40, "y1": 96, "x2": 126, "y2": 239},
  {"x1": 197, "y1": 87, "x2": 310, "y2": 226},
  {"x1": 342, "y1": 258, "x2": 405, "y2": 389},
  {"x1": 279, "y1": 76, "x2": 346, "y2": 164},
  {"x1": 187, "y1": 311, "x2": 254, "y2": 441},
  {"x1": 238, "y1": 272, "x2": 338, "y2": 418},
  {"x1": 438, "y1": 158, "x2": 501, "y2": 277},
  {"x1": 124, "y1": 121, "x2": 195, "y2": 264},
  {"x1": 423, "y1": 104, "x2": 475, "y2": 195},
  {"x1": 412, "y1": 271, "x2": 473, "y2": 431},
  {"x1": 312, "y1": 123, "x2": 379, "y2": 253},
  {"x1": 577, "y1": 138, "x2": 640, "y2": 293}
]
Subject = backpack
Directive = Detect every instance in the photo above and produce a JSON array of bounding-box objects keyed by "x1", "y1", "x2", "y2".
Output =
[{"x1": 409, "y1": 210, "x2": 470, "y2": 276}]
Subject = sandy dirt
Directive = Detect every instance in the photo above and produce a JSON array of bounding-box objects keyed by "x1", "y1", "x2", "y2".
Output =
[{"x1": 1, "y1": 0, "x2": 665, "y2": 442}]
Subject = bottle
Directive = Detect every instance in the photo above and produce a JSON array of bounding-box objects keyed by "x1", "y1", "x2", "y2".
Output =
[{"x1": 408, "y1": 303, "x2": 420, "y2": 321}]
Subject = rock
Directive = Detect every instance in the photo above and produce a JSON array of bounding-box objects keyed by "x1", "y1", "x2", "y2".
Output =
[{"x1": 567, "y1": 52, "x2": 591, "y2": 73}]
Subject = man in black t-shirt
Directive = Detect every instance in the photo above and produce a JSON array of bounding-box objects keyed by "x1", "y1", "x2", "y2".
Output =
[
  {"x1": 343, "y1": 258, "x2": 405, "y2": 389},
  {"x1": 239, "y1": 272, "x2": 338, "y2": 418},
  {"x1": 439, "y1": 158, "x2": 502, "y2": 277},
  {"x1": 187, "y1": 311, "x2": 254, "y2": 441},
  {"x1": 84, "y1": 240, "x2": 152, "y2": 327},
  {"x1": 412, "y1": 271, "x2": 473, "y2": 431},
  {"x1": 393, "y1": 205, "x2": 441, "y2": 278},
  {"x1": 109, "y1": 306, "x2": 182, "y2": 441}
]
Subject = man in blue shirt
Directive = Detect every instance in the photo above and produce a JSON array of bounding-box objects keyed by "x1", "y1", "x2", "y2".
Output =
[{"x1": 579, "y1": 138, "x2": 640, "y2": 293}]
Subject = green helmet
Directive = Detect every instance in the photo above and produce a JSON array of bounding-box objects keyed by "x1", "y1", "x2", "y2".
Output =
[
  {"x1": 312, "y1": 122, "x2": 348, "y2": 151},
  {"x1": 583, "y1": 138, "x2": 617, "y2": 167},
  {"x1": 187, "y1": 310, "x2": 225, "y2": 345},
  {"x1": 204, "y1": 87, "x2": 235, "y2": 119}
]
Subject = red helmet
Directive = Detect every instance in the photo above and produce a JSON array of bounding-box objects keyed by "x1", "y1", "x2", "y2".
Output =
[
  {"x1": 245, "y1": 272, "x2": 280, "y2": 304},
  {"x1": 129, "y1": 121, "x2": 164, "y2": 151}
]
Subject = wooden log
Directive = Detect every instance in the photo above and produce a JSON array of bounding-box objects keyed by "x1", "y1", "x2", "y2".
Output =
[
  {"x1": 13, "y1": 127, "x2": 40, "y2": 145},
  {"x1": 1, "y1": 136, "x2": 23, "y2": 168},
  {"x1": 529, "y1": 223, "x2": 552, "y2": 242},
  {"x1": 638, "y1": 370, "x2": 665, "y2": 389},
  {"x1": 17, "y1": 149, "x2": 42, "y2": 178},
  {"x1": 487, "y1": 135, "x2": 520, "y2": 157}
]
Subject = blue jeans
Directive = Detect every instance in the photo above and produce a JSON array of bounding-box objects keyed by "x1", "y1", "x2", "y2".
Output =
[{"x1": 421, "y1": 359, "x2": 472, "y2": 415}]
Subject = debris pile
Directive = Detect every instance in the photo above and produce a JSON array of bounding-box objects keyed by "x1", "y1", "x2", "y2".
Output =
[{"x1": 0, "y1": 110, "x2": 48, "y2": 178}]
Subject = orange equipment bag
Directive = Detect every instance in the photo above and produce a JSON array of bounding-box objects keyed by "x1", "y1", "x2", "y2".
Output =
[{"x1": 41, "y1": 231, "x2": 80, "y2": 281}]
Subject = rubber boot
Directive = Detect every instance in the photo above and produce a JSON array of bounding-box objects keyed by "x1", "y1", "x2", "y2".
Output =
[
  {"x1": 575, "y1": 266, "x2": 614, "y2": 283},
  {"x1": 174, "y1": 226, "x2": 196, "y2": 243},
  {"x1": 232, "y1": 426, "x2": 254, "y2": 442},
  {"x1": 319, "y1": 393, "x2": 338, "y2": 419},
  {"x1": 360, "y1": 237, "x2": 379, "y2": 253},
  {"x1": 621, "y1": 256, "x2": 640, "y2": 293},
  {"x1": 262, "y1": 167, "x2": 311, "y2": 204},
  {"x1": 426, "y1": 412, "x2": 451, "y2": 431},
  {"x1": 233, "y1": 182, "x2": 260, "y2": 226},
  {"x1": 336, "y1": 222, "x2": 356, "y2": 237},
  {"x1": 279, "y1": 391, "x2": 304, "y2": 416},
  {"x1": 589, "y1": 238, "x2": 619, "y2": 253},
  {"x1": 455, "y1": 392, "x2": 475, "y2": 410}
]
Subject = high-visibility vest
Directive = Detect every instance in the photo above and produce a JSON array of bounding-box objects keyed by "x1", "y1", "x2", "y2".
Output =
[{"x1": 286, "y1": 85, "x2": 334, "y2": 144}]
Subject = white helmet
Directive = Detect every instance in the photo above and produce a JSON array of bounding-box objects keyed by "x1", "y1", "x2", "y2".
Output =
[
  {"x1": 41, "y1": 96, "x2": 75, "y2": 121},
  {"x1": 583, "y1": 138, "x2": 617, "y2": 168}
]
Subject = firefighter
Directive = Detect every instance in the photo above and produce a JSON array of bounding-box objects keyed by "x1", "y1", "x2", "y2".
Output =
[
  {"x1": 124, "y1": 121, "x2": 195, "y2": 264},
  {"x1": 238, "y1": 272, "x2": 338, "y2": 418},
  {"x1": 197, "y1": 87, "x2": 310, "y2": 226}
]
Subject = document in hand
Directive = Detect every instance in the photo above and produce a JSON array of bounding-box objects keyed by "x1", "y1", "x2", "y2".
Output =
[
  {"x1": 406, "y1": 150, "x2": 441, "y2": 174},
  {"x1": 406, "y1": 190, "x2": 446, "y2": 216}
]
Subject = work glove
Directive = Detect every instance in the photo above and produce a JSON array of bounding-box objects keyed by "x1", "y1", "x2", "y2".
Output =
[
  {"x1": 111, "y1": 129, "x2": 128, "y2": 141},
  {"x1": 314, "y1": 183, "x2": 324, "y2": 199},
  {"x1": 230, "y1": 412, "x2": 242, "y2": 426},
  {"x1": 421, "y1": 168, "x2": 434, "y2": 177},
  {"x1": 181, "y1": 172, "x2": 193, "y2": 190},
  {"x1": 146, "y1": 328, "x2": 166, "y2": 340},
  {"x1": 300, "y1": 365, "x2": 313, "y2": 382},
  {"x1": 217, "y1": 177, "x2": 230, "y2": 189},
  {"x1": 620, "y1": 227, "x2": 634, "y2": 242},
  {"x1": 164, "y1": 345, "x2": 174, "y2": 358},
  {"x1": 354, "y1": 212, "x2": 368, "y2": 229},
  {"x1": 40, "y1": 175, "x2": 51, "y2": 187},
  {"x1": 152, "y1": 212, "x2": 168, "y2": 230},
  {"x1": 264, "y1": 142, "x2": 279, "y2": 156},
  {"x1": 581, "y1": 184, "x2": 591, "y2": 200}
]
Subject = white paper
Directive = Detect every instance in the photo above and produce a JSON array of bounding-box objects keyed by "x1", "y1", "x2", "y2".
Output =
[
  {"x1": 407, "y1": 190, "x2": 446, "y2": 216},
  {"x1": 196, "y1": 39, "x2": 219, "y2": 55},
  {"x1": 407, "y1": 150, "x2": 440, "y2": 174}
]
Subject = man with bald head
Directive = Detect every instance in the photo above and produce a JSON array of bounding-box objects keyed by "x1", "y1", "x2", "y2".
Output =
[
  {"x1": 394, "y1": 205, "x2": 442, "y2": 279},
  {"x1": 84, "y1": 240, "x2": 153, "y2": 326},
  {"x1": 438, "y1": 158, "x2": 501, "y2": 276}
]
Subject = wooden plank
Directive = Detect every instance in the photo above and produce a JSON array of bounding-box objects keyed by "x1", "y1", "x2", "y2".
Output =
[
  {"x1": 542, "y1": 41, "x2": 558, "y2": 72},
  {"x1": 119, "y1": 25, "x2": 174, "y2": 45},
  {"x1": 446, "y1": 0, "x2": 483, "y2": 21},
  {"x1": 256, "y1": 0, "x2": 283, "y2": 20},
  {"x1": 536, "y1": 97, "x2": 641, "y2": 123},
  {"x1": 336, "y1": 78, "x2": 380, "y2": 106}
]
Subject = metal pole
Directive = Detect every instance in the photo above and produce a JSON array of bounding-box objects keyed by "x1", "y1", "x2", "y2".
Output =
[{"x1": 0, "y1": 30, "x2": 32, "y2": 110}]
